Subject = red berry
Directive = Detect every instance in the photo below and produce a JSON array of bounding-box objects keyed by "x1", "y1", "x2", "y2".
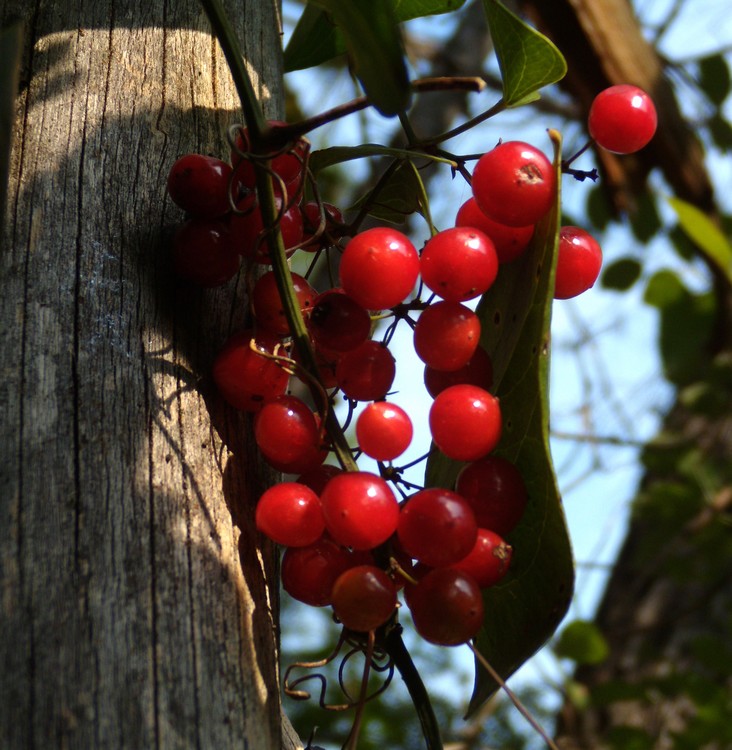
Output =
[
  {"x1": 281, "y1": 537, "x2": 353, "y2": 606},
  {"x1": 331, "y1": 565, "x2": 398, "y2": 632},
  {"x1": 423, "y1": 345, "x2": 493, "y2": 398},
  {"x1": 397, "y1": 488, "x2": 478, "y2": 567},
  {"x1": 167, "y1": 153, "x2": 235, "y2": 218},
  {"x1": 319, "y1": 471, "x2": 399, "y2": 550},
  {"x1": 356, "y1": 401, "x2": 413, "y2": 461},
  {"x1": 588, "y1": 84, "x2": 657, "y2": 154},
  {"x1": 172, "y1": 218, "x2": 240, "y2": 287},
  {"x1": 420, "y1": 227, "x2": 499, "y2": 302},
  {"x1": 335, "y1": 341, "x2": 396, "y2": 402},
  {"x1": 472, "y1": 141, "x2": 556, "y2": 227},
  {"x1": 554, "y1": 226, "x2": 603, "y2": 299},
  {"x1": 255, "y1": 482, "x2": 325, "y2": 547},
  {"x1": 308, "y1": 289, "x2": 371, "y2": 353},
  {"x1": 252, "y1": 271, "x2": 316, "y2": 336},
  {"x1": 455, "y1": 197, "x2": 534, "y2": 263},
  {"x1": 407, "y1": 568, "x2": 484, "y2": 646},
  {"x1": 297, "y1": 464, "x2": 344, "y2": 495},
  {"x1": 229, "y1": 193, "x2": 304, "y2": 264},
  {"x1": 413, "y1": 301, "x2": 481, "y2": 372},
  {"x1": 449, "y1": 528, "x2": 512, "y2": 588},
  {"x1": 340, "y1": 227, "x2": 420, "y2": 310},
  {"x1": 456, "y1": 455, "x2": 528, "y2": 536},
  {"x1": 429, "y1": 384, "x2": 502, "y2": 461},
  {"x1": 301, "y1": 201, "x2": 345, "y2": 251},
  {"x1": 212, "y1": 329, "x2": 289, "y2": 412},
  {"x1": 254, "y1": 395, "x2": 321, "y2": 467}
]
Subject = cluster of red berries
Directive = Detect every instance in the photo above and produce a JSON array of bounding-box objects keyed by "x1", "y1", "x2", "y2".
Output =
[{"x1": 165, "y1": 84, "x2": 656, "y2": 647}]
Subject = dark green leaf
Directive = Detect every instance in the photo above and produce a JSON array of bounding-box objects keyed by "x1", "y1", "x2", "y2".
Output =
[
  {"x1": 309, "y1": 144, "x2": 455, "y2": 174},
  {"x1": 698, "y1": 53, "x2": 730, "y2": 106},
  {"x1": 601, "y1": 257, "x2": 642, "y2": 291},
  {"x1": 554, "y1": 620, "x2": 609, "y2": 665},
  {"x1": 349, "y1": 160, "x2": 426, "y2": 224},
  {"x1": 283, "y1": 5, "x2": 342, "y2": 73},
  {"x1": 285, "y1": 0, "x2": 466, "y2": 72},
  {"x1": 629, "y1": 190, "x2": 661, "y2": 243},
  {"x1": 427, "y1": 131, "x2": 573, "y2": 711},
  {"x1": 668, "y1": 197, "x2": 732, "y2": 287},
  {"x1": 481, "y1": 0, "x2": 566, "y2": 105},
  {"x1": 0, "y1": 19, "x2": 23, "y2": 242},
  {"x1": 586, "y1": 184, "x2": 613, "y2": 231},
  {"x1": 708, "y1": 112, "x2": 732, "y2": 150}
]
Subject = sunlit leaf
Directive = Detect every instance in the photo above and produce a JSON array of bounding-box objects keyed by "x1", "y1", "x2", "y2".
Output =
[
  {"x1": 285, "y1": 0, "x2": 467, "y2": 72},
  {"x1": 668, "y1": 197, "x2": 732, "y2": 287},
  {"x1": 481, "y1": 0, "x2": 566, "y2": 105},
  {"x1": 426, "y1": 131, "x2": 574, "y2": 710}
]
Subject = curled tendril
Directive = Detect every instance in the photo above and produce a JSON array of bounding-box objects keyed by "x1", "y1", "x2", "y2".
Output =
[{"x1": 283, "y1": 628, "x2": 395, "y2": 712}]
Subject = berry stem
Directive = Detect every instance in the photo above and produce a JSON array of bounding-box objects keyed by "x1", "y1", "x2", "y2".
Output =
[{"x1": 384, "y1": 625, "x2": 443, "y2": 750}]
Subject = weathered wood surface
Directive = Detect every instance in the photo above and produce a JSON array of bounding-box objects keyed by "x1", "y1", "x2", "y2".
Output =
[{"x1": 0, "y1": 1, "x2": 300, "y2": 747}]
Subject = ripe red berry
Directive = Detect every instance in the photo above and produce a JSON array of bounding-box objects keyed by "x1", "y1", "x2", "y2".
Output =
[
  {"x1": 229, "y1": 193, "x2": 304, "y2": 264},
  {"x1": 339, "y1": 227, "x2": 420, "y2": 310},
  {"x1": 335, "y1": 341, "x2": 396, "y2": 402},
  {"x1": 455, "y1": 197, "x2": 534, "y2": 263},
  {"x1": 255, "y1": 482, "x2": 325, "y2": 547},
  {"x1": 212, "y1": 329, "x2": 289, "y2": 412},
  {"x1": 472, "y1": 141, "x2": 556, "y2": 227},
  {"x1": 554, "y1": 226, "x2": 603, "y2": 300},
  {"x1": 456, "y1": 455, "x2": 528, "y2": 536},
  {"x1": 308, "y1": 290, "x2": 371, "y2": 353},
  {"x1": 429, "y1": 384, "x2": 502, "y2": 461},
  {"x1": 588, "y1": 84, "x2": 657, "y2": 154},
  {"x1": 172, "y1": 218, "x2": 240, "y2": 287},
  {"x1": 413, "y1": 301, "x2": 481, "y2": 372},
  {"x1": 423, "y1": 345, "x2": 493, "y2": 399},
  {"x1": 167, "y1": 153, "x2": 235, "y2": 218},
  {"x1": 407, "y1": 568, "x2": 484, "y2": 646},
  {"x1": 449, "y1": 528, "x2": 512, "y2": 588},
  {"x1": 356, "y1": 401, "x2": 413, "y2": 461},
  {"x1": 281, "y1": 537, "x2": 353, "y2": 606},
  {"x1": 319, "y1": 471, "x2": 399, "y2": 550},
  {"x1": 252, "y1": 271, "x2": 316, "y2": 336},
  {"x1": 297, "y1": 464, "x2": 343, "y2": 495},
  {"x1": 331, "y1": 565, "x2": 398, "y2": 632},
  {"x1": 397, "y1": 488, "x2": 478, "y2": 568},
  {"x1": 254, "y1": 395, "x2": 321, "y2": 467},
  {"x1": 420, "y1": 227, "x2": 499, "y2": 302}
]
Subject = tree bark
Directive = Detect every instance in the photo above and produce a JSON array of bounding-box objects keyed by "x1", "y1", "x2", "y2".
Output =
[{"x1": 0, "y1": 1, "x2": 300, "y2": 748}]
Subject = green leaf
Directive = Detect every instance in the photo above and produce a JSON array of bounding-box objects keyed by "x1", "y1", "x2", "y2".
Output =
[
  {"x1": 285, "y1": 0, "x2": 467, "y2": 72},
  {"x1": 601, "y1": 257, "x2": 642, "y2": 291},
  {"x1": 667, "y1": 197, "x2": 732, "y2": 287},
  {"x1": 628, "y1": 190, "x2": 661, "y2": 243},
  {"x1": 309, "y1": 144, "x2": 455, "y2": 174},
  {"x1": 708, "y1": 112, "x2": 732, "y2": 151},
  {"x1": 305, "y1": 0, "x2": 411, "y2": 116},
  {"x1": 349, "y1": 159, "x2": 427, "y2": 224},
  {"x1": 0, "y1": 19, "x2": 23, "y2": 241},
  {"x1": 698, "y1": 53, "x2": 731, "y2": 106},
  {"x1": 554, "y1": 620, "x2": 609, "y2": 665},
  {"x1": 481, "y1": 0, "x2": 566, "y2": 105},
  {"x1": 426, "y1": 131, "x2": 573, "y2": 711}
]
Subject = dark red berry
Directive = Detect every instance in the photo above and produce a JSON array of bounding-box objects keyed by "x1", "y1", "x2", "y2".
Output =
[
  {"x1": 335, "y1": 341, "x2": 396, "y2": 402},
  {"x1": 252, "y1": 271, "x2": 316, "y2": 336},
  {"x1": 281, "y1": 537, "x2": 353, "y2": 606},
  {"x1": 167, "y1": 153, "x2": 235, "y2": 218},
  {"x1": 449, "y1": 528, "x2": 512, "y2": 588},
  {"x1": 423, "y1": 345, "x2": 493, "y2": 398},
  {"x1": 331, "y1": 565, "x2": 398, "y2": 632},
  {"x1": 172, "y1": 218, "x2": 240, "y2": 287},
  {"x1": 308, "y1": 289, "x2": 371, "y2": 353},
  {"x1": 254, "y1": 395, "x2": 321, "y2": 467},
  {"x1": 255, "y1": 482, "x2": 325, "y2": 547},
  {"x1": 413, "y1": 301, "x2": 481, "y2": 372}
]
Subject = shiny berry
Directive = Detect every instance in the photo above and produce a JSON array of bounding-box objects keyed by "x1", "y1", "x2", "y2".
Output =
[
  {"x1": 255, "y1": 482, "x2": 325, "y2": 547},
  {"x1": 281, "y1": 537, "x2": 353, "y2": 606},
  {"x1": 254, "y1": 395, "x2": 321, "y2": 467},
  {"x1": 356, "y1": 401, "x2": 413, "y2": 461},
  {"x1": 429, "y1": 384, "x2": 502, "y2": 461},
  {"x1": 449, "y1": 528, "x2": 512, "y2": 588},
  {"x1": 167, "y1": 153, "x2": 235, "y2": 218},
  {"x1": 472, "y1": 141, "x2": 556, "y2": 227},
  {"x1": 554, "y1": 226, "x2": 603, "y2": 299},
  {"x1": 588, "y1": 84, "x2": 657, "y2": 154},
  {"x1": 340, "y1": 227, "x2": 420, "y2": 310},
  {"x1": 413, "y1": 301, "x2": 481, "y2": 372}
]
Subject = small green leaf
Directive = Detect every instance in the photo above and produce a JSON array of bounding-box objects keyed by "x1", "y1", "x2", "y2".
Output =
[
  {"x1": 427, "y1": 132, "x2": 573, "y2": 711},
  {"x1": 285, "y1": 0, "x2": 467, "y2": 72},
  {"x1": 554, "y1": 620, "x2": 610, "y2": 665},
  {"x1": 306, "y1": 0, "x2": 411, "y2": 116},
  {"x1": 709, "y1": 112, "x2": 732, "y2": 151},
  {"x1": 629, "y1": 191, "x2": 661, "y2": 243},
  {"x1": 698, "y1": 54, "x2": 731, "y2": 106},
  {"x1": 481, "y1": 0, "x2": 566, "y2": 105},
  {"x1": 0, "y1": 19, "x2": 23, "y2": 241},
  {"x1": 349, "y1": 160, "x2": 426, "y2": 224},
  {"x1": 667, "y1": 197, "x2": 732, "y2": 287},
  {"x1": 601, "y1": 257, "x2": 642, "y2": 291},
  {"x1": 309, "y1": 144, "x2": 455, "y2": 174}
]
